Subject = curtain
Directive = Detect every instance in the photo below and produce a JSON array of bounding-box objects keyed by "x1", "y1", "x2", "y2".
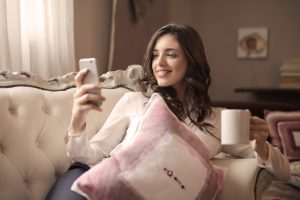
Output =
[{"x1": 0, "y1": 0, "x2": 75, "y2": 79}]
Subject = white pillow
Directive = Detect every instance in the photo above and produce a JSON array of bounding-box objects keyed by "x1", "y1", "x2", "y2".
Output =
[{"x1": 72, "y1": 93, "x2": 224, "y2": 200}]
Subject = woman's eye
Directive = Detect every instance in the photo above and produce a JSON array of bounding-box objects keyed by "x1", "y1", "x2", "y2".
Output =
[
  {"x1": 152, "y1": 53, "x2": 158, "y2": 59},
  {"x1": 167, "y1": 53, "x2": 176, "y2": 57}
]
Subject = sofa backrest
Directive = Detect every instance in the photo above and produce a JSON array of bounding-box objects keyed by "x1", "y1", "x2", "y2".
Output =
[{"x1": 0, "y1": 71, "x2": 130, "y2": 200}]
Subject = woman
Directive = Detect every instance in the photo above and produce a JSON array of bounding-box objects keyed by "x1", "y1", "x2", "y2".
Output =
[{"x1": 46, "y1": 24, "x2": 290, "y2": 200}]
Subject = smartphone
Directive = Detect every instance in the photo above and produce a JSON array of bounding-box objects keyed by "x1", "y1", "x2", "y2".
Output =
[
  {"x1": 79, "y1": 58, "x2": 101, "y2": 106},
  {"x1": 79, "y1": 58, "x2": 99, "y2": 84}
]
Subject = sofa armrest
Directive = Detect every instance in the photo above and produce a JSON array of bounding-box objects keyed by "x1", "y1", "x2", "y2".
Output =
[{"x1": 212, "y1": 158, "x2": 272, "y2": 200}]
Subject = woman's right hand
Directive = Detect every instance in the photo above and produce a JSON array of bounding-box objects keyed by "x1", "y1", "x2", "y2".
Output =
[{"x1": 69, "y1": 69, "x2": 106, "y2": 133}]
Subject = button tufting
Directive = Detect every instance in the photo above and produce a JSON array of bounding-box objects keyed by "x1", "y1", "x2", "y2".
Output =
[
  {"x1": 42, "y1": 106, "x2": 48, "y2": 114},
  {"x1": 55, "y1": 171, "x2": 60, "y2": 177},
  {"x1": 64, "y1": 136, "x2": 68, "y2": 144},
  {"x1": 35, "y1": 142, "x2": 40, "y2": 148},
  {"x1": 24, "y1": 180, "x2": 29, "y2": 188},
  {"x1": 8, "y1": 106, "x2": 16, "y2": 115}
]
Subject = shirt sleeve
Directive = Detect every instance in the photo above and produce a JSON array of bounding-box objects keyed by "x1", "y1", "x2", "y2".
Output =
[
  {"x1": 255, "y1": 142, "x2": 290, "y2": 182},
  {"x1": 214, "y1": 107, "x2": 290, "y2": 182},
  {"x1": 222, "y1": 142, "x2": 290, "y2": 181},
  {"x1": 67, "y1": 92, "x2": 132, "y2": 165}
]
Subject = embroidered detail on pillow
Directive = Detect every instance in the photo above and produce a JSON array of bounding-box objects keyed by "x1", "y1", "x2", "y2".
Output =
[{"x1": 72, "y1": 93, "x2": 224, "y2": 200}]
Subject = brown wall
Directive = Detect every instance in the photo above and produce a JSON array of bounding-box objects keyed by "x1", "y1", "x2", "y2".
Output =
[
  {"x1": 74, "y1": 0, "x2": 112, "y2": 75},
  {"x1": 167, "y1": 0, "x2": 300, "y2": 101},
  {"x1": 110, "y1": 0, "x2": 168, "y2": 70},
  {"x1": 74, "y1": 0, "x2": 300, "y2": 102}
]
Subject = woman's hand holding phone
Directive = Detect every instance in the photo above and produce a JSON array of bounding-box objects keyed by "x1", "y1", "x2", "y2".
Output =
[{"x1": 69, "y1": 58, "x2": 106, "y2": 133}]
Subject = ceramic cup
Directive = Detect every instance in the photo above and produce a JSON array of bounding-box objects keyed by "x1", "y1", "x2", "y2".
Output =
[{"x1": 221, "y1": 109, "x2": 251, "y2": 145}]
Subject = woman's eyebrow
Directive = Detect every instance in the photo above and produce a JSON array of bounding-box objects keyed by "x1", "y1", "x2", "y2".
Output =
[
  {"x1": 153, "y1": 48, "x2": 178, "y2": 52},
  {"x1": 165, "y1": 48, "x2": 178, "y2": 52}
]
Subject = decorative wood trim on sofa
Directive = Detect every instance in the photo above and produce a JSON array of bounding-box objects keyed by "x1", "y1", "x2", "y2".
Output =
[{"x1": 0, "y1": 71, "x2": 77, "y2": 91}]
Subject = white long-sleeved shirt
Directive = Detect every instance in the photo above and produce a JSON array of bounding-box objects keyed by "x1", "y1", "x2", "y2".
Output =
[{"x1": 67, "y1": 92, "x2": 290, "y2": 181}]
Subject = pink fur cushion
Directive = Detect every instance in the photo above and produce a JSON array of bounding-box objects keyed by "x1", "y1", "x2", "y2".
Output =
[
  {"x1": 265, "y1": 111, "x2": 300, "y2": 161},
  {"x1": 72, "y1": 93, "x2": 224, "y2": 200}
]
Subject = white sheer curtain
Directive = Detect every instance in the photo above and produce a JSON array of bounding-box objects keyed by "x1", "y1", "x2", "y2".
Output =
[{"x1": 0, "y1": 0, "x2": 75, "y2": 79}]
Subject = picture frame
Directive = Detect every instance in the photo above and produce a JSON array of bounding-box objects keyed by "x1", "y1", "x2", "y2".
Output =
[{"x1": 237, "y1": 27, "x2": 268, "y2": 59}]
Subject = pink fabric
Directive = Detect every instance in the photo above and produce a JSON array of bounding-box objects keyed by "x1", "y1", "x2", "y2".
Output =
[
  {"x1": 265, "y1": 111, "x2": 300, "y2": 161},
  {"x1": 278, "y1": 121, "x2": 300, "y2": 160},
  {"x1": 72, "y1": 94, "x2": 224, "y2": 200},
  {"x1": 265, "y1": 111, "x2": 300, "y2": 150}
]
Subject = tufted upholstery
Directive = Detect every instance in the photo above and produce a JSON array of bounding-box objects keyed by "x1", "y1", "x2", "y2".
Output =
[
  {"x1": 0, "y1": 71, "x2": 129, "y2": 200},
  {"x1": 0, "y1": 87, "x2": 74, "y2": 200},
  {"x1": 0, "y1": 69, "x2": 272, "y2": 200}
]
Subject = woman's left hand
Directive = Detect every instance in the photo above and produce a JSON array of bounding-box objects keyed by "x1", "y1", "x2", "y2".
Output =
[{"x1": 249, "y1": 116, "x2": 270, "y2": 162}]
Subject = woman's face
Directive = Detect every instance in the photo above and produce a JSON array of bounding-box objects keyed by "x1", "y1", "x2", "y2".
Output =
[{"x1": 152, "y1": 34, "x2": 188, "y2": 92}]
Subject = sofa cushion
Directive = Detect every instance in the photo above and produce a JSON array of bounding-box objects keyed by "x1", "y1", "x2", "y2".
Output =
[
  {"x1": 0, "y1": 70, "x2": 131, "y2": 200},
  {"x1": 265, "y1": 111, "x2": 300, "y2": 161},
  {"x1": 0, "y1": 86, "x2": 76, "y2": 200},
  {"x1": 72, "y1": 93, "x2": 224, "y2": 200}
]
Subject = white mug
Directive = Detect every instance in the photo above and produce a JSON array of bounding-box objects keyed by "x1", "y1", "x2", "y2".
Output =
[{"x1": 221, "y1": 109, "x2": 251, "y2": 145}]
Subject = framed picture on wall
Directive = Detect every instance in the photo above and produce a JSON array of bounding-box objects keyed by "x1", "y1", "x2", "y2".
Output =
[{"x1": 237, "y1": 27, "x2": 268, "y2": 59}]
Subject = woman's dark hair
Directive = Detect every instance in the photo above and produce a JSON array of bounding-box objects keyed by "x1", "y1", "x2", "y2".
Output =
[{"x1": 139, "y1": 24, "x2": 213, "y2": 133}]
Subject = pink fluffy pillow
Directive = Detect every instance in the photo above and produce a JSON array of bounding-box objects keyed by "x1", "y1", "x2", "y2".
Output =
[{"x1": 72, "y1": 93, "x2": 224, "y2": 200}]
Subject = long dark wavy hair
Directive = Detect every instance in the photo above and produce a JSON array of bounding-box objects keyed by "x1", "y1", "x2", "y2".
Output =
[{"x1": 139, "y1": 24, "x2": 214, "y2": 133}]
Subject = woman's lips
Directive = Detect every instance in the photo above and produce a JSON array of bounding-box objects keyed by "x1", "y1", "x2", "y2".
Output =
[{"x1": 156, "y1": 69, "x2": 171, "y2": 78}]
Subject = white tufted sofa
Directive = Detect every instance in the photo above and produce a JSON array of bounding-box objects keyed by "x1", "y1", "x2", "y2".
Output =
[{"x1": 0, "y1": 66, "x2": 272, "y2": 200}]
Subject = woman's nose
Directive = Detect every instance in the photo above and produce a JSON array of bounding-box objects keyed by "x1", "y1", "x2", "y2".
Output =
[{"x1": 157, "y1": 55, "x2": 166, "y2": 66}]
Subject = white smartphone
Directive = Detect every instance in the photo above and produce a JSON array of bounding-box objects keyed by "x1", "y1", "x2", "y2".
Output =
[
  {"x1": 79, "y1": 58, "x2": 101, "y2": 106},
  {"x1": 79, "y1": 58, "x2": 99, "y2": 84}
]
